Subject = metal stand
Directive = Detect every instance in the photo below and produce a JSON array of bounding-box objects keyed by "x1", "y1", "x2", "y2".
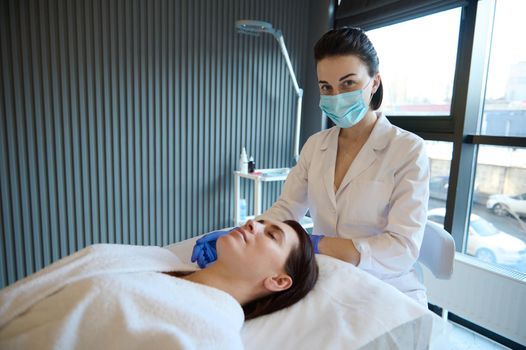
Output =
[{"x1": 233, "y1": 168, "x2": 313, "y2": 228}]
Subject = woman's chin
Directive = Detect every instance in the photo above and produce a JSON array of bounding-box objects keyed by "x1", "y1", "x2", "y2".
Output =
[{"x1": 217, "y1": 234, "x2": 244, "y2": 256}]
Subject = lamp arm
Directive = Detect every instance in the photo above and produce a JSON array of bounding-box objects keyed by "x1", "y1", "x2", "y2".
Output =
[
  {"x1": 294, "y1": 91, "x2": 303, "y2": 162},
  {"x1": 274, "y1": 33, "x2": 302, "y2": 96},
  {"x1": 273, "y1": 31, "x2": 303, "y2": 162}
]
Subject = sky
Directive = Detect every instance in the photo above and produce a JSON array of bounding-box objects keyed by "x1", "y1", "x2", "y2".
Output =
[
  {"x1": 486, "y1": 0, "x2": 526, "y2": 100},
  {"x1": 367, "y1": 1, "x2": 526, "y2": 167},
  {"x1": 366, "y1": 0, "x2": 526, "y2": 105}
]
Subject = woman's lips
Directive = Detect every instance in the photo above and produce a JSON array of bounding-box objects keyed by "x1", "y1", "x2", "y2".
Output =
[{"x1": 232, "y1": 227, "x2": 247, "y2": 242}]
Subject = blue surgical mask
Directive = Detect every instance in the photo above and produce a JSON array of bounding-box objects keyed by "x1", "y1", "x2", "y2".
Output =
[{"x1": 319, "y1": 79, "x2": 372, "y2": 128}]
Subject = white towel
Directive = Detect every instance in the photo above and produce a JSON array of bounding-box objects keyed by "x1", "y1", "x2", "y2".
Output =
[{"x1": 0, "y1": 244, "x2": 244, "y2": 350}]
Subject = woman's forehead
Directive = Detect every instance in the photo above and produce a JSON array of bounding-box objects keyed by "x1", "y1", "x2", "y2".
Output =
[
  {"x1": 271, "y1": 220, "x2": 300, "y2": 247},
  {"x1": 317, "y1": 55, "x2": 368, "y2": 78}
]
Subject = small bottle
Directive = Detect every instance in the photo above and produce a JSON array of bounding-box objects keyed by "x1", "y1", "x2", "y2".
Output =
[
  {"x1": 248, "y1": 156, "x2": 255, "y2": 173},
  {"x1": 239, "y1": 198, "x2": 247, "y2": 224},
  {"x1": 239, "y1": 147, "x2": 248, "y2": 173}
]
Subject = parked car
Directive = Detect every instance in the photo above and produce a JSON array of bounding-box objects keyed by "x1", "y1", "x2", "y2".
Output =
[
  {"x1": 429, "y1": 176, "x2": 449, "y2": 201},
  {"x1": 427, "y1": 208, "x2": 526, "y2": 265},
  {"x1": 429, "y1": 176, "x2": 486, "y2": 204},
  {"x1": 486, "y1": 193, "x2": 526, "y2": 217}
]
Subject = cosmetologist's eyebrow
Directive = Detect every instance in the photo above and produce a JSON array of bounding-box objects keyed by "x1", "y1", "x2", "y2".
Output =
[
  {"x1": 318, "y1": 73, "x2": 356, "y2": 85},
  {"x1": 339, "y1": 73, "x2": 356, "y2": 81}
]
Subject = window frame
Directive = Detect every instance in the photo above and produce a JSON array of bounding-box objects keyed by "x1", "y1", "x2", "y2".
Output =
[
  {"x1": 354, "y1": 0, "x2": 526, "y2": 251},
  {"x1": 336, "y1": 1, "x2": 526, "y2": 347}
]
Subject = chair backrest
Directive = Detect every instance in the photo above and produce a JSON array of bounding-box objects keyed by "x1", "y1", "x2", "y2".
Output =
[{"x1": 417, "y1": 221, "x2": 456, "y2": 279}]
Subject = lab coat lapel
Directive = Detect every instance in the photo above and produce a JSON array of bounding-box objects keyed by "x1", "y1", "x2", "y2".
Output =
[
  {"x1": 321, "y1": 128, "x2": 338, "y2": 209},
  {"x1": 336, "y1": 144, "x2": 376, "y2": 196},
  {"x1": 336, "y1": 115, "x2": 390, "y2": 196}
]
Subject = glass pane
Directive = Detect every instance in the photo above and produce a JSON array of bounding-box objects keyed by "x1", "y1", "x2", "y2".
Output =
[
  {"x1": 470, "y1": 145, "x2": 526, "y2": 273},
  {"x1": 426, "y1": 141, "x2": 453, "y2": 226},
  {"x1": 481, "y1": 0, "x2": 526, "y2": 137},
  {"x1": 367, "y1": 8, "x2": 461, "y2": 116}
]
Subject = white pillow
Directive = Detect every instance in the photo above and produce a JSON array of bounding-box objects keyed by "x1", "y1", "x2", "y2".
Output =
[{"x1": 165, "y1": 238, "x2": 438, "y2": 350}]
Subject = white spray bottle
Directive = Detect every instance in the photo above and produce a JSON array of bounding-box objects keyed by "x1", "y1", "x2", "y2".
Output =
[{"x1": 239, "y1": 147, "x2": 249, "y2": 174}]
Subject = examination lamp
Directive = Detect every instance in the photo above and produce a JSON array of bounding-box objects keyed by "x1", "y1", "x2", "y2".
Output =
[{"x1": 235, "y1": 20, "x2": 303, "y2": 162}]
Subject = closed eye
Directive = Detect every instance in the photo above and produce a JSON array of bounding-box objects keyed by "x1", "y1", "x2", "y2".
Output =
[
  {"x1": 266, "y1": 231, "x2": 277, "y2": 240},
  {"x1": 257, "y1": 220, "x2": 284, "y2": 244}
]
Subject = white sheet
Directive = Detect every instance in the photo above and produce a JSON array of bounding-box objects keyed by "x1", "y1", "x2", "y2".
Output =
[
  {"x1": 0, "y1": 244, "x2": 244, "y2": 350},
  {"x1": 167, "y1": 237, "x2": 443, "y2": 350}
]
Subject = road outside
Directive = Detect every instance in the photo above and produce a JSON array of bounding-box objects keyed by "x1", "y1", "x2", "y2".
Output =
[{"x1": 429, "y1": 198, "x2": 526, "y2": 273}]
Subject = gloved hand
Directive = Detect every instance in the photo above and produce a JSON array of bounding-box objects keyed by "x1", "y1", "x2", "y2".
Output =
[
  {"x1": 191, "y1": 229, "x2": 232, "y2": 268},
  {"x1": 309, "y1": 234, "x2": 325, "y2": 254}
]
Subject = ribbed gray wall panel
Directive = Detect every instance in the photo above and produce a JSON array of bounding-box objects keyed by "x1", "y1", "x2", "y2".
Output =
[{"x1": 0, "y1": 0, "x2": 309, "y2": 287}]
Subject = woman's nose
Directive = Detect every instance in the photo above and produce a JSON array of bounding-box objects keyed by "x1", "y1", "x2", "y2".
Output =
[{"x1": 244, "y1": 219, "x2": 261, "y2": 235}]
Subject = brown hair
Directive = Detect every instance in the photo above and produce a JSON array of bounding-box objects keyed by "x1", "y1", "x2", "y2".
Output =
[
  {"x1": 314, "y1": 27, "x2": 383, "y2": 110},
  {"x1": 242, "y1": 220, "x2": 319, "y2": 320}
]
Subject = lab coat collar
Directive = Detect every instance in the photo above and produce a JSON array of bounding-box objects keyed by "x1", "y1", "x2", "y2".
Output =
[
  {"x1": 319, "y1": 113, "x2": 391, "y2": 152},
  {"x1": 320, "y1": 113, "x2": 392, "y2": 200},
  {"x1": 368, "y1": 113, "x2": 392, "y2": 151}
]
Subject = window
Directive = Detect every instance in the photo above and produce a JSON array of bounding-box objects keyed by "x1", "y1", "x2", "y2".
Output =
[
  {"x1": 351, "y1": 1, "x2": 526, "y2": 346},
  {"x1": 366, "y1": 8, "x2": 461, "y2": 116},
  {"x1": 481, "y1": 0, "x2": 526, "y2": 137},
  {"x1": 426, "y1": 141, "x2": 453, "y2": 227},
  {"x1": 469, "y1": 145, "x2": 526, "y2": 272},
  {"x1": 464, "y1": 0, "x2": 526, "y2": 274}
]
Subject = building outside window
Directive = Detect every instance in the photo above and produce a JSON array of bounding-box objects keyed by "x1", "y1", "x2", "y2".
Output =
[{"x1": 481, "y1": 0, "x2": 526, "y2": 137}]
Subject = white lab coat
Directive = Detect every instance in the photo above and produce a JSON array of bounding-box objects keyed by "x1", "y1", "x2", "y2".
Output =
[{"x1": 260, "y1": 114, "x2": 430, "y2": 304}]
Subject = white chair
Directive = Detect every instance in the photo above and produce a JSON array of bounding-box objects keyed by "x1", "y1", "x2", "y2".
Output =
[
  {"x1": 416, "y1": 220, "x2": 456, "y2": 281},
  {"x1": 416, "y1": 221, "x2": 456, "y2": 318}
]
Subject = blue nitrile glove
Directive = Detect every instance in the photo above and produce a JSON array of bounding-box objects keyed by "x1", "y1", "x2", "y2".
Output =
[
  {"x1": 191, "y1": 229, "x2": 232, "y2": 268},
  {"x1": 309, "y1": 235, "x2": 325, "y2": 254}
]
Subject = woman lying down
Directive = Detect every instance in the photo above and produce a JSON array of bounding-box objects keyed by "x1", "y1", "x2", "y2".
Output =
[{"x1": 0, "y1": 219, "x2": 318, "y2": 350}]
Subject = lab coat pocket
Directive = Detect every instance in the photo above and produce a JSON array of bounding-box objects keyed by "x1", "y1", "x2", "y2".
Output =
[{"x1": 342, "y1": 180, "x2": 392, "y2": 226}]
